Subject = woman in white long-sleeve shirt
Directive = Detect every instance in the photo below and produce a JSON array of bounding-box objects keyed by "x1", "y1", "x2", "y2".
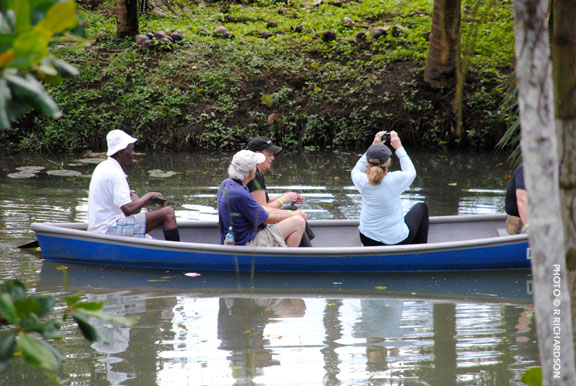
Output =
[{"x1": 351, "y1": 130, "x2": 429, "y2": 246}]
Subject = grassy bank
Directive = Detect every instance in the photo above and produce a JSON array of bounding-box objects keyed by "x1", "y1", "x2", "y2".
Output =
[{"x1": 2, "y1": 0, "x2": 516, "y2": 153}]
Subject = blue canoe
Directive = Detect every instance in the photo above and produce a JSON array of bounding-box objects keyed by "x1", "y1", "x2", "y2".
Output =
[{"x1": 31, "y1": 214, "x2": 530, "y2": 272}]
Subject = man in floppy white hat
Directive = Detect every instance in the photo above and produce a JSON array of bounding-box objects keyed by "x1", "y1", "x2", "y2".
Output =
[
  {"x1": 217, "y1": 150, "x2": 306, "y2": 247},
  {"x1": 87, "y1": 129, "x2": 180, "y2": 241}
]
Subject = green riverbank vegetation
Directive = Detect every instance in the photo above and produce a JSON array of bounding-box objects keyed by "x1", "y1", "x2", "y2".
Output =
[{"x1": 1, "y1": 0, "x2": 516, "y2": 153}]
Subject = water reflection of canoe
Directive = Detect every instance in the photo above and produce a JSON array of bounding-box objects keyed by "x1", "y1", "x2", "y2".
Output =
[
  {"x1": 31, "y1": 214, "x2": 530, "y2": 272},
  {"x1": 38, "y1": 262, "x2": 533, "y2": 304}
]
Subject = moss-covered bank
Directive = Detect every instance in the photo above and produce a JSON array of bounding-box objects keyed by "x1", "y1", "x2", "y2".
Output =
[{"x1": 1, "y1": 0, "x2": 516, "y2": 153}]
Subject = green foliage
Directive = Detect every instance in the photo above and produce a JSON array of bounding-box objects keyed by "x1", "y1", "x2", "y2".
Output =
[
  {"x1": 4, "y1": 0, "x2": 516, "y2": 151},
  {"x1": 521, "y1": 367, "x2": 542, "y2": 386},
  {"x1": 0, "y1": 0, "x2": 83, "y2": 129},
  {"x1": 0, "y1": 278, "x2": 138, "y2": 373}
]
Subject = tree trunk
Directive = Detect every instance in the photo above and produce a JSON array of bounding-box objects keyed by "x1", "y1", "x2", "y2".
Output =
[
  {"x1": 551, "y1": 0, "x2": 576, "y2": 350},
  {"x1": 117, "y1": 0, "x2": 139, "y2": 39},
  {"x1": 513, "y1": 0, "x2": 576, "y2": 384},
  {"x1": 423, "y1": 0, "x2": 461, "y2": 88}
]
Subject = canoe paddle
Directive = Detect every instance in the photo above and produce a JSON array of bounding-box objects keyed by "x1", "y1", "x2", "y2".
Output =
[{"x1": 18, "y1": 240, "x2": 39, "y2": 249}]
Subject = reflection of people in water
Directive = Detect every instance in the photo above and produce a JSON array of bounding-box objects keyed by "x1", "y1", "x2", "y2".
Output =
[
  {"x1": 217, "y1": 297, "x2": 306, "y2": 382},
  {"x1": 352, "y1": 299, "x2": 404, "y2": 371}
]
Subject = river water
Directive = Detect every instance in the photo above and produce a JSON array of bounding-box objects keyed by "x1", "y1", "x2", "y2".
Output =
[{"x1": 0, "y1": 150, "x2": 537, "y2": 385}]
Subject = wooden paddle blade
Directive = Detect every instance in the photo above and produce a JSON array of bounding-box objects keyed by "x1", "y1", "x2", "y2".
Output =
[{"x1": 18, "y1": 240, "x2": 39, "y2": 249}]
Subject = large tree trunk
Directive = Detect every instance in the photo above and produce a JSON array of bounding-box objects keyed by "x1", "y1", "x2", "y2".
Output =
[
  {"x1": 117, "y1": 0, "x2": 139, "y2": 39},
  {"x1": 551, "y1": 0, "x2": 576, "y2": 348},
  {"x1": 423, "y1": 0, "x2": 461, "y2": 88},
  {"x1": 513, "y1": 0, "x2": 575, "y2": 384}
]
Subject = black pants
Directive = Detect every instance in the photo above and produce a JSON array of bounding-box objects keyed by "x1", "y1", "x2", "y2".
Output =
[{"x1": 360, "y1": 202, "x2": 429, "y2": 246}]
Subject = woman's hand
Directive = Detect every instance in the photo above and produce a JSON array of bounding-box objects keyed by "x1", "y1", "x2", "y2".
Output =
[
  {"x1": 389, "y1": 130, "x2": 402, "y2": 150},
  {"x1": 372, "y1": 131, "x2": 386, "y2": 145}
]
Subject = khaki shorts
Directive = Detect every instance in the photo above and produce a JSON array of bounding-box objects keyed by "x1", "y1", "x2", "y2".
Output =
[
  {"x1": 248, "y1": 224, "x2": 286, "y2": 247},
  {"x1": 506, "y1": 215, "x2": 523, "y2": 235}
]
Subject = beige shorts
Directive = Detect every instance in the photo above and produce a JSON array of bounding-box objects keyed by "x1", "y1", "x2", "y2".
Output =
[
  {"x1": 248, "y1": 224, "x2": 287, "y2": 247},
  {"x1": 506, "y1": 215, "x2": 523, "y2": 235}
]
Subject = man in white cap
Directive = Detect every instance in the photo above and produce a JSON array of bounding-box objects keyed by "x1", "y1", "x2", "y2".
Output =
[
  {"x1": 217, "y1": 150, "x2": 306, "y2": 247},
  {"x1": 87, "y1": 129, "x2": 180, "y2": 241}
]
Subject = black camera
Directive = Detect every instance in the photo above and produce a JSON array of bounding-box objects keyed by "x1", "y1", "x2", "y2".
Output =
[{"x1": 381, "y1": 133, "x2": 391, "y2": 142}]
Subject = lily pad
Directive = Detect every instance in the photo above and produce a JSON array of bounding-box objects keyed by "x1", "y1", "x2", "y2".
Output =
[
  {"x1": 46, "y1": 170, "x2": 82, "y2": 177},
  {"x1": 82, "y1": 151, "x2": 106, "y2": 158},
  {"x1": 148, "y1": 169, "x2": 177, "y2": 178},
  {"x1": 16, "y1": 166, "x2": 45, "y2": 173},
  {"x1": 74, "y1": 158, "x2": 104, "y2": 165},
  {"x1": 7, "y1": 172, "x2": 37, "y2": 179}
]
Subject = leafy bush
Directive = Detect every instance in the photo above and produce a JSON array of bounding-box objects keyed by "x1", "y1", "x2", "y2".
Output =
[
  {"x1": 4, "y1": 0, "x2": 516, "y2": 152},
  {"x1": 0, "y1": 278, "x2": 138, "y2": 373}
]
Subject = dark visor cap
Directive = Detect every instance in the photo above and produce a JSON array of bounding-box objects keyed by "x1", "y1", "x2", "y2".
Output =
[
  {"x1": 366, "y1": 143, "x2": 391, "y2": 166},
  {"x1": 246, "y1": 136, "x2": 282, "y2": 153}
]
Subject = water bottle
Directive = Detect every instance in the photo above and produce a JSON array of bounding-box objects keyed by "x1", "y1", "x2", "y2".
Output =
[{"x1": 224, "y1": 226, "x2": 235, "y2": 245}]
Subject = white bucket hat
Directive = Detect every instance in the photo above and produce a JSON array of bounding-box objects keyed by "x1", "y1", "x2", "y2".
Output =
[
  {"x1": 106, "y1": 130, "x2": 138, "y2": 156},
  {"x1": 231, "y1": 150, "x2": 266, "y2": 172}
]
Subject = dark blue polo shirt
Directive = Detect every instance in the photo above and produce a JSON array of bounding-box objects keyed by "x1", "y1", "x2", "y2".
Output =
[{"x1": 217, "y1": 178, "x2": 269, "y2": 245}]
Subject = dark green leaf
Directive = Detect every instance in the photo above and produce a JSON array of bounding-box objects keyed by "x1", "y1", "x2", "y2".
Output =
[
  {"x1": 6, "y1": 98, "x2": 32, "y2": 122},
  {"x1": 0, "y1": 35, "x2": 15, "y2": 54},
  {"x1": 30, "y1": 294, "x2": 55, "y2": 317},
  {"x1": 29, "y1": 0, "x2": 54, "y2": 26},
  {"x1": 18, "y1": 332, "x2": 61, "y2": 370},
  {"x1": 4, "y1": 73, "x2": 61, "y2": 117},
  {"x1": 0, "y1": 332, "x2": 16, "y2": 363},
  {"x1": 0, "y1": 78, "x2": 12, "y2": 129},
  {"x1": 47, "y1": 56, "x2": 78, "y2": 77},
  {"x1": 35, "y1": 319, "x2": 61, "y2": 339},
  {"x1": 72, "y1": 312, "x2": 101, "y2": 342},
  {"x1": 0, "y1": 294, "x2": 18, "y2": 325},
  {"x1": 0, "y1": 332, "x2": 16, "y2": 371},
  {"x1": 14, "y1": 0, "x2": 31, "y2": 34},
  {"x1": 72, "y1": 301, "x2": 105, "y2": 312},
  {"x1": 76, "y1": 309, "x2": 139, "y2": 327},
  {"x1": 18, "y1": 313, "x2": 39, "y2": 331},
  {"x1": 14, "y1": 298, "x2": 41, "y2": 319},
  {"x1": 1, "y1": 279, "x2": 27, "y2": 301},
  {"x1": 64, "y1": 294, "x2": 81, "y2": 307}
]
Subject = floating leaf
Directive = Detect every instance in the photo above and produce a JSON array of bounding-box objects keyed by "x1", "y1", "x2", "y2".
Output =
[
  {"x1": 46, "y1": 169, "x2": 81, "y2": 177},
  {"x1": 16, "y1": 166, "x2": 44, "y2": 172},
  {"x1": 74, "y1": 158, "x2": 104, "y2": 164},
  {"x1": 148, "y1": 169, "x2": 177, "y2": 178},
  {"x1": 374, "y1": 286, "x2": 387, "y2": 290},
  {"x1": 7, "y1": 172, "x2": 36, "y2": 179}
]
